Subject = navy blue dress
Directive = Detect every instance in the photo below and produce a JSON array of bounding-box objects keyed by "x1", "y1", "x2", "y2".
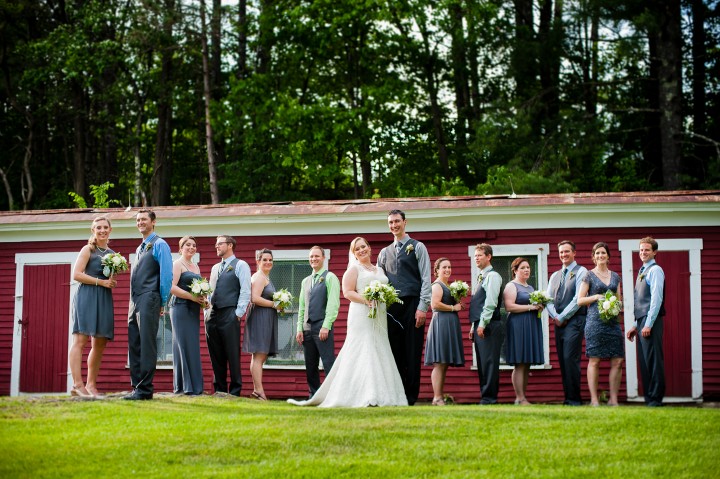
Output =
[
  {"x1": 583, "y1": 270, "x2": 624, "y2": 358},
  {"x1": 71, "y1": 247, "x2": 115, "y2": 339},
  {"x1": 505, "y1": 282, "x2": 544, "y2": 365},
  {"x1": 242, "y1": 281, "x2": 279, "y2": 356},
  {"x1": 424, "y1": 282, "x2": 465, "y2": 367},
  {"x1": 169, "y1": 270, "x2": 204, "y2": 395}
]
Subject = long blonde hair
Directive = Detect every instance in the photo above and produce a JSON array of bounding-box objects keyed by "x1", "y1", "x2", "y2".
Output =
[{"x1": 88, "y1": 216, "x2": 111, "y2": 252}]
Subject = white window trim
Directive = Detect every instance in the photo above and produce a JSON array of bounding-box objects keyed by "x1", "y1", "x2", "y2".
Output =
[
  {"x1": 618, "y1": 238, "x2": 703, "y2": 402},
  {"x1": 467, "y1": 244, "x2": 551, "y2": 370}
]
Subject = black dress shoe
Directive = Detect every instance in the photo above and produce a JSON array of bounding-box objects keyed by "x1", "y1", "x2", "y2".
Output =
[{"x1": 123, "y1": 391, "x2": 152, "y2": 400}]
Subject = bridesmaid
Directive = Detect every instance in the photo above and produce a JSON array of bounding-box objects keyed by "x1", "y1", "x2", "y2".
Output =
[
  {"x1": 503, "y1": 257, "x2": 544, "y2": 405},
  {"x1": 242, "y1": 248, "x2": 280, "y2": 400},
  {"x1": 577, "y1": 241, "x2": 624, "y2": 406},
  {"x1": 168, "y1": 236, "x2": 205, "y2": 395},
  {"x1": 424, "y1": 258, "x2": 465, "y2": 406},
  {"x1": 68, "y1": 216, "x2": 118, "y2": 398}
]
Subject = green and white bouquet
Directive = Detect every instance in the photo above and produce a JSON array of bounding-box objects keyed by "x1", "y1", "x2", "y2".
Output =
[
  {"x1": 190, "y1": 277, "x2": 213, "y2": 298},
  {"x1": 273, "y1": 288, "x2": 294, "y2": 311},
  {"x1": 362, "y1": 280, "x2": 403, "y2": 319},
  {"x1": 449, "y1": 280, "x2": 470, "y2": 303},
  {"x1": 597, "y1": 291, "x2": 623, "y2": 323},
  {"x1": 529, "y1": 290, "x2": 553, "y2": 318},
  {"x1": 101, "y1": 252, "x2": 129, "y2": 277}
]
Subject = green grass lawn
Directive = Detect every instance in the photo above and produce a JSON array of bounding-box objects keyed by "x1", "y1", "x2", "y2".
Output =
[{"x1": 1, "y1": 394, "x2": 718, "y2": 478}]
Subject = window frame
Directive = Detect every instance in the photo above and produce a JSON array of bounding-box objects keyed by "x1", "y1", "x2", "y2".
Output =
[{"x1": 467, "y1": 243, "x2": 551, "y2": 370}]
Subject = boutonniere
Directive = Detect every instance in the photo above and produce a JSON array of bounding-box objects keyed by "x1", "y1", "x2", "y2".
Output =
[
  {"x1": 569, "y1": 271, "x2": 575, "y2": 279},
  {"x1": 405, "y1": 244, "x2": 414, "y2": 255},
  {"x1": 318, "y1": 276, "x2": 325, "y2": 283},
  {"x1": 226, "y1": 266, "x2": 234, "y2": 273},
  {"x1": 145, "y1": 243, "x2": 153, "y2": 252},
  {"x1": 639, "y1": 273, "x2": 646, "y2": 281}
]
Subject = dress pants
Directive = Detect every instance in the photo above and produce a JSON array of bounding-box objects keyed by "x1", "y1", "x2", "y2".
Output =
[
  {"x1": 555, "y1": 315, "x2": 585, "y2": 405},
  {"x1": 637, "y1": 315, "x2": 665, "y2": 406},
  {"x1": 302, "y1": 322, "x2": 336, "y2": 396},
  {"x1": 128, "y1": 291, "x2": 161, "y2": 397},
  {"x1": 473, "y1": 319, "x2": 504, "y2": 404},
  {"x1": 387, "y1": 296, "x2": 425, "y2": 405},
  {"x1": 205, "y1": 306, "x2": 242, "y2": 396}
]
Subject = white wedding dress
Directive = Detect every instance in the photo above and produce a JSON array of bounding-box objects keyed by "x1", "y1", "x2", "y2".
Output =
[{"x1": 288, "y1": 265, "x2": 408, "y2": 407}]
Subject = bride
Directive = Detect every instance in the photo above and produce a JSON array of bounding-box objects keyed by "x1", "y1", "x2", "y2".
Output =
[{"x1": 288, "y1": 237, "x2": 408, "y2": 407}]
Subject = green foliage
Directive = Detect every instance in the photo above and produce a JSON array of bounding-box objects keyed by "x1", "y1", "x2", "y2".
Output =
[
  {"x1": 68, "y1": 182, "x2": 121, "y2": 209},
  {"x1": 1, "y1": 396, "x2": 720, "y2": 478},
  {"x1": 0, "y1": 0, "x2": 717, "y2": 210}
]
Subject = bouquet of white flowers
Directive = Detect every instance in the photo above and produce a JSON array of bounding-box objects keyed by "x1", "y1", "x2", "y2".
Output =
[
  {"x1": 597, "y1": 291, "x2": 623, "y2": 323},
  {"x1": 448, "y1": 280, "x2": 470, "y2": 303},
  {"x1": 190, "y1": 277, "x2": 213, "y2": 298},
  {"x1": 101, "y1": 252, "x2": 129, "y2": 278},
  {"x1": 362, "y1": 280, "x2": 403, "y2": 319},
  {"x1": 272, "y1": 288, "x2": 294, "y2": 311},
  {"x1": 528, "y1": 290, "x2": 553, "y2": 318}
]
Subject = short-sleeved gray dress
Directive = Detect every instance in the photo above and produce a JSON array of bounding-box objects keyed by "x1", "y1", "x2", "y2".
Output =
[
  {"x1": 505, "y1": 282, "x2": 544, "y2": 365},
  {"x1": 242, "y1": 281, "x2": 279, "y2": 356},
  {"x1": 71, "y1": 247, "x2": 115, "y2": 339},
  {"x1": 424, "y1": 282, "x2": 465, "y2": 366}
]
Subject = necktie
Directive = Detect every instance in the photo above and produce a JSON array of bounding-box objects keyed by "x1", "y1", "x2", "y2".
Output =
[
  {"x1": 559, "y1": 267, "x2": 568, "y2": 289},
  {"x1": 396, "y1": 242, "x2": 403, "y2": 254},
  {"x1": 638, "y1": 265, "x2": 645, "y2": 280},
  {"x1": 219, "y1": 260, "x2": 226, "y2": 274},
  {"x1": 312, "y1": 273, "x2": 318, "y2": 286}
]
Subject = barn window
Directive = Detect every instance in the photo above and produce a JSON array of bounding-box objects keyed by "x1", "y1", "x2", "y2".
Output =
[
  {"x1": 467, "y1": 243, "x2": 551, "y2": 369},
  {"x1": 263, "y1": 250, "x2": 324, "y2": 368}
]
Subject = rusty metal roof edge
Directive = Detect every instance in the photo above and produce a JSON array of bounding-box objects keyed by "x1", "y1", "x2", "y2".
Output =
[{"x1": 1, "y1": 190, "x2": 718, "y2": 223}]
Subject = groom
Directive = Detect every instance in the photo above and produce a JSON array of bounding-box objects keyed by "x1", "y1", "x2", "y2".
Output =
[{"x1": 378, "y1": 210, "x2": 431, "y2": 405}]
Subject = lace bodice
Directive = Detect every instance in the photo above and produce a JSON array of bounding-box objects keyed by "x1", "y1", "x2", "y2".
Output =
[{"x1": 355, "y1": 265, "x2": 389, "y2": 292}]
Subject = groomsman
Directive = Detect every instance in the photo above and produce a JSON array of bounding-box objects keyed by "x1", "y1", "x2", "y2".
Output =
[
  {"x1": 467, "y1": 243, "x2": 504, "y2": 404},
  {"x1": 295, "y1": 246, "x2": 340, "y2": 397},
  {"x1": 125, "y1": 209, "x2": 173, "y2": 400},
  {"x1": 627, "y1": 237, "x2": 666, "y2": 407},
  {"x1": 378, "y1": 210, "x2": 431, "y2": 405},
  {"x1": 546, "y1": 240, "x2": 588, "y2": 406},
  {"x1": 205, "y1": 235, "x2": 251, "y2": 396}
]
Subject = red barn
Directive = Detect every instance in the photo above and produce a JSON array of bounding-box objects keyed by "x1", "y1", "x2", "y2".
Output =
[{"x1": 1, "y1": 191, "x2": 718, "y2": 404}]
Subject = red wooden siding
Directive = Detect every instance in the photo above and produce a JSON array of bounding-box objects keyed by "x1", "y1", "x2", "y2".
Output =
[{"x1": 1, "y1": 226, "x2": 719, "y2": 403}]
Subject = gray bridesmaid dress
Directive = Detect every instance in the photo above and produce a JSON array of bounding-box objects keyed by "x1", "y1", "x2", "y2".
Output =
[
  {"x1": 242, "y1": 281, "x2": 279, "y2": 356},
  {"x1": 71, "y1": 247, "x2": 115, "y2": 339},
  {"x1": 169, "y1": 270, "x2": 204, "y2": 395}
]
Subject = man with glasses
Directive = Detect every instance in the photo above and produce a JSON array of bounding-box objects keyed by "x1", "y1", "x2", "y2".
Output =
[{"x1": 205, "y1": 235, "x2": 251, "y2": 396}]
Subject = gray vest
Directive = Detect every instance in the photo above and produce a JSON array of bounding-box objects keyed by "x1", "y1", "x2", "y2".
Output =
[
  {"x1": 634, "y1": 263, "x2": 665, "y2": 319},
  {"x1": 554, "y1": 264, "x2": 587, "y2": 317},
  {"x1": 213, "y1": 257, "x2": 240, "y2": 309},
  {"x1": 130, "y1": 235, "x2": 160, "y2": 296},
  {"x1": 383, "y1": 238, "x2": 421, "y2": 297},
  {"x1": 469, "y1": 270, "x2": 502, "y2": 324},
  {"x1": 307, "y1": 270, "x2": 329, "y2": 323}
]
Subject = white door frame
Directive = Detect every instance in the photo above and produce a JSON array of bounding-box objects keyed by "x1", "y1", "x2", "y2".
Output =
[
  {"x1": 618, "y1": 238, "x2": 703, "y2": 402},
  {"x1": 12, "y1": 252, "x2": 78, "y2": 396}
]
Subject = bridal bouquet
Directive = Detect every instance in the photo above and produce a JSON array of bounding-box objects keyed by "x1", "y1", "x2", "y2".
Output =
[
  {"x1": 449, "y1": 280, "x2": 470, "y2": 302},
  {"x1": 101, "y1": 252, "x2": 129, "y2": 277},
  {"x1": 362, "y1": 280, "x2": 403, "y2": 319},
  {"x1": 529, "y1": 290, "x2": 553, "y2": 318},
  {"x1": 598, "y1": 291, "x2": 623, "y2": 323},
  {"x1": 273, "y1": 288, "x2": 294, "y2": 311},
  {"x1": 190, "y1": 277, "x2": 213, "y2": 298}
]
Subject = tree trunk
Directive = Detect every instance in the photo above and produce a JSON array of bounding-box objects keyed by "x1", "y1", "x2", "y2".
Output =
[
  {"x1": 450, "y1": 0, "x2": 470, "y2": 181},
  {"x1": 71, "y1": 80, "x2": 86, "y2": 198},
  {"x1": 512, "y1": 0, "x2": 536, "y2": 104},
  {"x1": 654, "y1": 0, "x2": 683, "y2": 189},
  {"x1": 201, "y1": 0, "x2": 220, "y2": 204},
  {"x1": 151, "y1": 0, "x2": 175, "y2": 206},
  {"x1": 237, "y1": 0, "x2": 248, "y2": 78}
]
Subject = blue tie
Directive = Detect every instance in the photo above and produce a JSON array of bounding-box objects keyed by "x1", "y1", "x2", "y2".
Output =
[{"x1": 219, "y1": 260, "x2": 226, "y2": 274}]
